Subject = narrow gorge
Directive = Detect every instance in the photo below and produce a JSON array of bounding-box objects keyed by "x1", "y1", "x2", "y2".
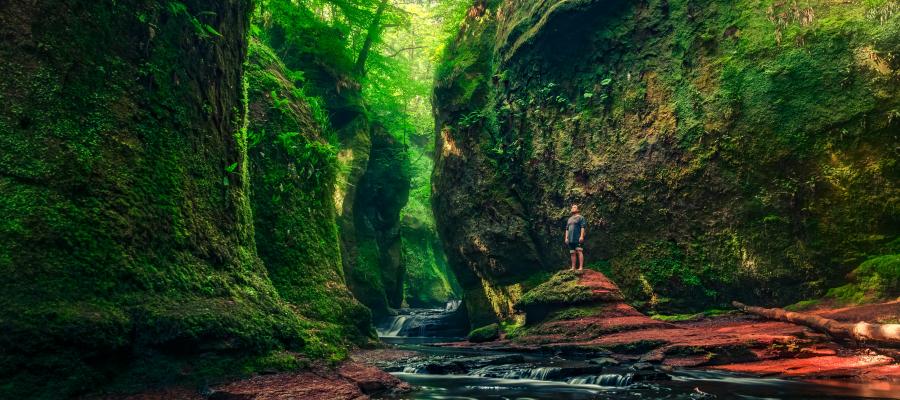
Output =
[{"x1": 0, "y1": 0, "x2": 897, "y2": 399}]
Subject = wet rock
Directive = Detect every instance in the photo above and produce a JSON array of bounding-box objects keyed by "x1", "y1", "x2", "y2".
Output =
[
  {"x1": 587, "y1": 357, "x2": 620, "y2": 367},
  {"x1": 414, "y1": 354, "x2": 526, "y2": 375},
  {"x1": 632, "y1": 369, "x2": 672, "y2": 382},
  {"x1": 542, "y1": 365, "x2": 606, "y2": 380},
  {"x1": 486, "y1": 354, "x2": 527, "y2": 365},
  {"x1": 339, "y1": 362, "x2": 412, "y2": 396},
  {"x1": 632, "y1": 362, "x2": 655, "y2": 371},
  {"x1": 690, "y1": 387, "x2": 717, "y2": 399}
]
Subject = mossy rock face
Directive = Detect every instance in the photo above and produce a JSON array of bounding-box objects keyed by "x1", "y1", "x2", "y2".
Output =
[
  {"x1": 349, "y1": 124, "x2": 411, "y2": 316},
  {"x1": 433, "y1": 0, "x2": 900, "y2": 318},
  {"x1": 402, "y1": 222, "x2": 461, "y2": 307},
  {"x1": 468, "y1": 323, "x2": 501, "y2": 343},
  {"x1": 0, "y1": 1, "x2": 314, "y2": 397},
  {"x1": 256, "y1": 23, "x2": 412, "y2": 319},
  {"x1": 245, "y1": 38, "x2": 373, "y2": 344}
]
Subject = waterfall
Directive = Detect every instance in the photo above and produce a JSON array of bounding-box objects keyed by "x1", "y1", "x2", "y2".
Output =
[
  {"x1": 445, "y1": 299, "x2": 462, "y2": 312},
  {"x1": 567, "y1": 373, "x2": 633, "y2": 387},
  {"x1": 377, "y1": 316, "x2": 408, "y2": 337},
  {"x1": 527, "y1": 367, "x2": 560, "y2": 381},
  {"x1": 376, "y1": 303, "x2": 468, "y2": 338}
]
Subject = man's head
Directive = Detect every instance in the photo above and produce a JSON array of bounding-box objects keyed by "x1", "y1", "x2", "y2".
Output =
[{"x1": 570, "y1": 204, "x2": 579, "y2": 214}]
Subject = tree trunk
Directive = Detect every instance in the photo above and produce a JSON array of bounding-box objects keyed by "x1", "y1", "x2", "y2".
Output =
[
  {"x1": 354, "y1": 0, "x2": 389, "y2": 76},
  {"x1": 732, "y1": 301, "x2": 900, "y2": 345}
]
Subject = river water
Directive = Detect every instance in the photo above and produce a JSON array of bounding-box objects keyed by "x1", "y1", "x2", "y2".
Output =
[
  {"x1": 374, "y1": 306, "x2": 900, "y2": 400},
  {"x1": 376, "y1": 342, "x2": 899, "y2": 399}
]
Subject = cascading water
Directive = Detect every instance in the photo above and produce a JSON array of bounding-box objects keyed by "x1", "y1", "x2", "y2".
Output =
[
  {"x1": 378, "y1": 345, "x2": 897, "y2": 399},
  {"x1": 567, "y1": 373, "x2": 634, "y2": 387},
  {"x1": 444, "y1": 299, "x2": 462, "y2": 312},
  {"x1": 377, "y1": 315, "x2": 408, "y2": 337},
  {"x1": 529, "y1": 367, "x2": 559, "y2": 380},
  {"x1": 376, "y1": 300, "x2": 467, "y2": 338}
]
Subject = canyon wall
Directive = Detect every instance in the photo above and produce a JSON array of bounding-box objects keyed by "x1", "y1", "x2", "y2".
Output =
[
  {"x1": 0, "y1": 1, "x2": 373, "y2": 396},
  {"x1": 433, "y1": 0, "x2": 899, "y2": 327}
]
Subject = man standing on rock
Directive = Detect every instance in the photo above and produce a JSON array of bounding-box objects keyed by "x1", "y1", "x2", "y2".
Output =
[{"x1": 565, "y1": 204, "x2": 586, "y2": 271}]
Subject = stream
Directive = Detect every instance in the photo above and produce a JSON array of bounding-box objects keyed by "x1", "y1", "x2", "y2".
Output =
[{"x1": 373, "y1": 305, "x2": 900, "y2": 400}]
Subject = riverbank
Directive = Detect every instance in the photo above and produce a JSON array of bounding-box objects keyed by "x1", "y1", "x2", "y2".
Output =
[
  {"x1": 87, "y1": 360, "x2": 410, "y2": 400},
  {"x1": 436, "y1": 270, "x2": 900, "y2": 383}
]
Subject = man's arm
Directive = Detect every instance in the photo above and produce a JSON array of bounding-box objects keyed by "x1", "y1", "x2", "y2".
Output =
[
  {"x1": 579, "y1": 218, "x2": 585, "y2": 243},
  {"x1": 564, "y1": 229, "x2": 568, "y2": 243}
]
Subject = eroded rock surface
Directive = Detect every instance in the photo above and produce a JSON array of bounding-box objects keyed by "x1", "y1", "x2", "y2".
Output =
[{"x1": 433, "y1": 0, "x2": 900, "y2": 327}]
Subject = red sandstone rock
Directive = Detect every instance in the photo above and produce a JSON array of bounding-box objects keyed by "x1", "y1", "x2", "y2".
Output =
[{"x1": 89, "y1": 361, "x2": 410, "y2": 400}]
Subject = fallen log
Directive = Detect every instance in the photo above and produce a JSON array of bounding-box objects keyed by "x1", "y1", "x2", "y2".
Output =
[{"x1": 732, "y1": 301, "x2": 900, "y2": 345}]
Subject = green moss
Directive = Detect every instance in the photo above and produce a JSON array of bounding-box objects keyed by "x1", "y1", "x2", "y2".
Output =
[
  {"x1": 400, "y1": 139, "x2": 460, "y2": 307},
  {"x1": 434, "y1": 0, "x2": 899, "y2": 318},
  {"x1": 548, "y1": 305, "x2": 607, "y2": 321},
  {"x1": 499, "y1": 320, "x2": 526, "y2": 339},
  {"x1": 468, "y1": 323, "x2": 500, "y2": 343},
  {"x1": 348, "y1": 124, "x2": 412, "y2": 315},
  {"x1": 785, "y1": 299, "x2": 822, "y2": 311},
  {"x1": 824, "y1": 254, "x2": 900, "y2": 304},
  {"x1": 402, "y1": 225, "x2": 460, "y2": 307},
  {"x1": 0, "y1": 2, "x2": 350, "y2": 397},
  {"x1": 518, "y1": 271, "x2": 596, "y2": 307},
  {"x1": 649, "y1": 309, "x2": 734, "y2": 322},
  {"x1": 245, "y1": 38, "x2": 373, "y2": 349}
]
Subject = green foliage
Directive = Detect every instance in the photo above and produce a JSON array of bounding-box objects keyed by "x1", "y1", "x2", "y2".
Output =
[
  {"x1": 255, "y1": 0, "x2": 408, "y2": 76},
  {"x1": 608, "y1": 240, "x2": 728, "y2": 312},
  {"x1": 168, "y1": 1, "x2": 223, "y2": 40}
]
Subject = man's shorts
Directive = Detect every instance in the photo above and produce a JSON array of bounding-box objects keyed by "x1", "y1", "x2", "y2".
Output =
[{"x1": 568, "y1": 241, "x2": 583, "y2": 253}]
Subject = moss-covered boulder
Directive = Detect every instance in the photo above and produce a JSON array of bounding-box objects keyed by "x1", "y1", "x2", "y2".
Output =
[
  {"x1": 434, "y1": 0, "x2": 900, "y2": 319},
  {"x1": 0, "y1": 1, "x2": 315, "y2": 397},
  {"x1": 468, "y1": 323, "x2": 500, "y2": 343},
  {"x1": 518, "y1": 270, "x2": 626, "y2": 324},
  {"x1": 519, "y1": 271, "x2": 625, "y2": 307}
]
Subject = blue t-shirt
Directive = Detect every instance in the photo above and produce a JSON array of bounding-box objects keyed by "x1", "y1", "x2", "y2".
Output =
[{"x1": 566, "y1": 214, "x2": 585, "y2": 243}]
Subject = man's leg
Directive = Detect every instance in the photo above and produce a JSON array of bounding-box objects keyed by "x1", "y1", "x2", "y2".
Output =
[
  {"x1": 577, "y1": 248, "x2": 584, "y2": 270},
  {"x1": 570, "y1": 250, "x2": 577, "y2": 270}
]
